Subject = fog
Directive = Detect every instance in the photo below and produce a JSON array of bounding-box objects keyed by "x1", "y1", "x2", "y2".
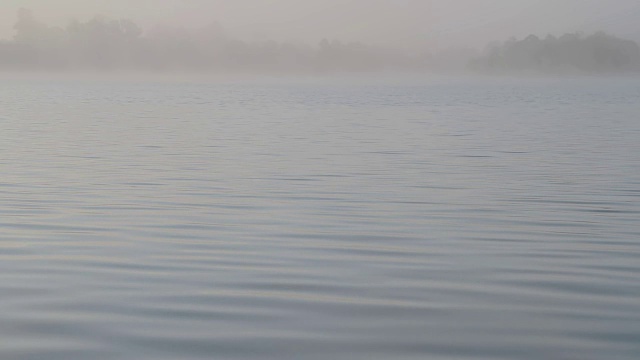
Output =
[
  {"x1": 1, "y1": 0, "x2": 640, "y2": 75},
  {"x1": 3, "y1": 1, "x2": 640, "y2": 47}
]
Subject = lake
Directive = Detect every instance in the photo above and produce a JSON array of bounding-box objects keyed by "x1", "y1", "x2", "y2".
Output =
[{"x1": 1, "y1": 75, "x2": 639, "y2": 360}]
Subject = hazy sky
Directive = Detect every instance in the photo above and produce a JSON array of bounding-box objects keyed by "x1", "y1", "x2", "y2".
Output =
[{"x1": 1, "y1": 0, "x2": 640, "y2": 49}]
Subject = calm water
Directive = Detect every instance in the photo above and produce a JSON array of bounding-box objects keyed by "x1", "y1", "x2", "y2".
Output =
[{"x1": 1, "y1": 76, "x2": 639, "y2": 360}]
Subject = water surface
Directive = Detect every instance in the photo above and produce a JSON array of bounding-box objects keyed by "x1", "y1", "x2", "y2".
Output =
[{"x1": 1, "y1": 76, "x2": 639, "y2": 359}]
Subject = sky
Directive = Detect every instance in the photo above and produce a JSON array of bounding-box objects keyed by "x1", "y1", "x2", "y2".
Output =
[{"x1": 1, "y1": 0, "x2": 640, "y2": 50}]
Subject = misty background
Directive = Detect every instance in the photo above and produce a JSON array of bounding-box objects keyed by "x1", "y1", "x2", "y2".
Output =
[{"x1": 1, "y1": 0, "x2": 640, "y2": 74}]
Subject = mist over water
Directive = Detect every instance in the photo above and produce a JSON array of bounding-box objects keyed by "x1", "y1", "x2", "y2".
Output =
[
  {"x1": 2, "y1": 1, "x2": 640, "y2": 47},
  {"x1": 2, "y1": 1, "x2": 640, "y2": 360},
  {"x1": 1, "y1": 1, "x2": 640, "y2": 75}
]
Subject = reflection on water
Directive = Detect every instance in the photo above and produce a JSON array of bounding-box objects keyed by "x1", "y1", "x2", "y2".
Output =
[{"x1": 1, "y1": 77, "x2": 639, "y2": 360}]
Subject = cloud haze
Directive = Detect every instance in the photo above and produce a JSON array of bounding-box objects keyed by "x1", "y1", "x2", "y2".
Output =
[{"x1": 1, "y1": 0, "x2": 640, "y2": 49}]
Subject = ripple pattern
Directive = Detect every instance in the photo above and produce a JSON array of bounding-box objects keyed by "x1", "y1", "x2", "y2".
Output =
[{"x1": 1, "y1": 77, "x2": 639, "y2": 360}]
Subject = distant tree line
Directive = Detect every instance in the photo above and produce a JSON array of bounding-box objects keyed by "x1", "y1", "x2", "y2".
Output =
[
  {"x1": 471, "y1": 32, "x2": 640, "y2": 74},
  {"x1": 0, "y1": 9, "x2": 441, "y2": 73},
  {"x1": 4, "y1": 10, "x2": 639, "y2": 75}
]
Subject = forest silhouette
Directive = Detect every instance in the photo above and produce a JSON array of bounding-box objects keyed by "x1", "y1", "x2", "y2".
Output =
[
  {"x1": 1, "y1": 9, "x2": 639, "y2": 74},
  {"x1": 472, "y1": 32, "x2": 640, "y2": 74}
]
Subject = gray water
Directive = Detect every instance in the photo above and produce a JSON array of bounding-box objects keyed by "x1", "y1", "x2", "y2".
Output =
[{"x1": 1, "y1": 76, "x2": 639, "y2": 360}]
